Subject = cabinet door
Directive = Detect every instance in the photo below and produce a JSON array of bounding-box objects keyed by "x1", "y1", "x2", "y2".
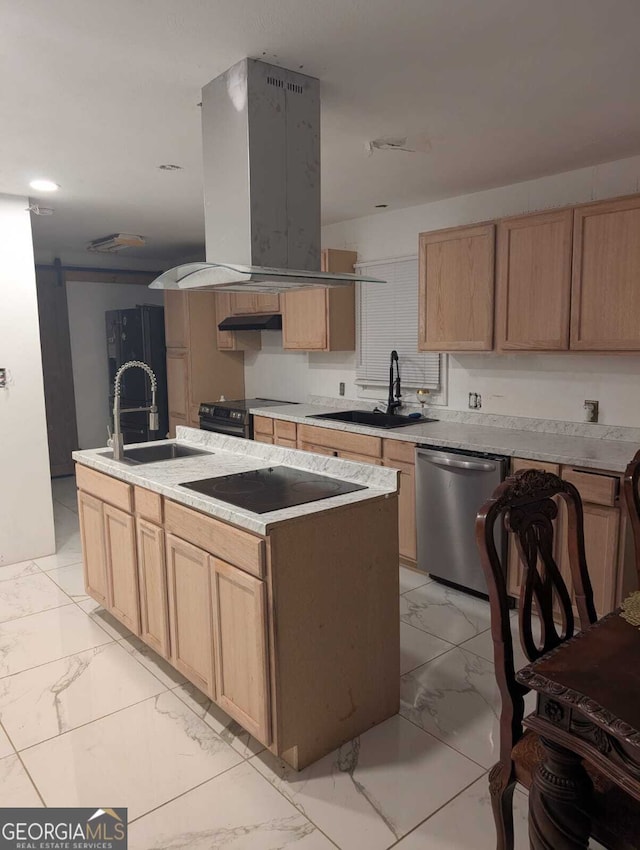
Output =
[
  {"x1": 210, "y1": 558, "x2": 271, "y2": 744},
  {"x1": 78, "y1": 490, "x2": 109, "y2": 606},
  {"x1": 506, "y1": 458, "x2": 561, "y2": 599},
  {"x1": 230, "y1": 293, "x2": 257, "y2": 315},
  {"x1": 571, "y1": 196, "x2": 640, "y2": 350},
  {"x1": 164, "y1": 291, "x2": 188, "y2": 348},
  {"x1": 137, "y1": 519, "x2": 170, "y2": 658},
  {"x1": 282, "y1": 289, "x2": 328, "y2": 350},
  {"x1": 387, "y1": 459, "x2": 416, "y2": 564},
  {"x1": 215, "y1": 293, "x2": 236, "y2": 351},
  {"x1": 581, "y1": 504, "x2": 620, "y2": 617},
  {"x1": 496, "y1": 209, "x2": 572, "y2": 351},
  {"x1": 419, "y1": 223, "x2": 495, "y2": 351},
  {"x1": 297, "y1": 441, "x2": 336, "y2": 457},
  {"x1": 166, "y1": 534, "x2": 215, "y2": 696},
  {"x1": 104, "y1": 504, "x2": 140, "y2": 634},
  {"x1": 253, "y1": 293, "x2": 280, "y2": 313},
  {"x1": 166, "y1": 349, "x2": 188, "y2": 419}
]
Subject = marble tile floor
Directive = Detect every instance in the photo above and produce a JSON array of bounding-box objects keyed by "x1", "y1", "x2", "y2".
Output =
[{"x1": 0, "y1": 476, "x2": 602, "y2": 848}]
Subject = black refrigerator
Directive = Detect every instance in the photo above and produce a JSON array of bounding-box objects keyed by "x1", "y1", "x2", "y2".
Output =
[{"x1": 105, "y1": 305, "x2": 169, "y2": 444}]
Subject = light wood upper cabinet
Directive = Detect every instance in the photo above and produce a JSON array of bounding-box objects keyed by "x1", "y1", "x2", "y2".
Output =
[
  {"x1": 78, "y1": 490, "x2": 109, "y2": 606},
  {"x1": 419, "y1": 223, "x2": 495, "y2": 351},
  {"x1": 166, "y1": 534, "x2": 215, "y2": 697},
  {"x1": 166, "y1": 349, "x2": 188, "y2": 419},
  {"x1": 163, "y1": 291, "x2": 188, "y2": 349},
  {"x1": 104, "y1": 504, "x2": 140, "y2": 634},
  {"x1": 571, "y1": 195, "x2": 640, "y2": 350},
  {"x1": 282, "y1": 249, "x2": 357, "y2": 351},
  {"x1": 136, "y1": 519, "x2": 170, "y2": 658},
  {"x1": 211, "y1": 558, "x2": 271, "y2": 744},
  {"x1": 496, "y1": 209, "x2": 573, "y2": 351},
  {"x1": 230, "y1": 293, "x2": 280, "y2": 315}
]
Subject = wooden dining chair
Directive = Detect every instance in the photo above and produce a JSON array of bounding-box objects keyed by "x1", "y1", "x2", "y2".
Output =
[
  {"x1": 623, "y1": 448, "x2": 640, "y2": 588},
  {"x1": 476, "y1": 467, "x2": 640, "y2": 850}
]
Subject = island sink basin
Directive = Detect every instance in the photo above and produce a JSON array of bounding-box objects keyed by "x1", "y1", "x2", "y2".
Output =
[
  {"x1": 307, "y1": 410, "x2": 436, "y2": 429},
  {"x1": 100, "y1": 443, "x2": 210, "y2": 464}
]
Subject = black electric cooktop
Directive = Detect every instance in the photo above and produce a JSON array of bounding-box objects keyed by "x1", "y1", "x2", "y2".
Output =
[{"x1": 181, "y1": 466, "x2": 366, "y2": 514}]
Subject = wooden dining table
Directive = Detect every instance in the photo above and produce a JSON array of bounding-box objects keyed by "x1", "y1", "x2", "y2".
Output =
[{"x1": 516, "y1": 609, "x2": 640, "y2": 849}]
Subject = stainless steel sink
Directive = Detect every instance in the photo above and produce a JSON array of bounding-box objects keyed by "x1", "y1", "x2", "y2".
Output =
[
  {"x1": 100, "y1": 443, "x2": 211, "y2": 464},
  {"x1": 307, "y1": 410, "x2": 436, "y2": 429}
]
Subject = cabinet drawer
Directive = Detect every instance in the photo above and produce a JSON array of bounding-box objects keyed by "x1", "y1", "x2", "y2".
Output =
[
  {"x1": 382, "y1": 439, "x2": 416, "y2": 465},
  {"x1": 297, "y1": 424, "x2": 382, "y2": 458},
  {"x1": 562, "y1": 468, "x2": 619, "y2": 506},
  {"x1": 164, "y1": 500, "x2": 265, "y2": 578},
  {"x1": 76, "y1": 465, "x2": 132, "y2": 512},
  {"x1": 338, "y1": 450, "x2": 382, "y2": 466},
  {"x1": 134, "y1": 486, "x2": 163, "y2": 524},
  {"x1": 274, "y1": 419, "x2": 297, "y2": 442},
  {"x1": 254, "y1": 416, "x2": 274, "y2": 436},
  {"x1": 298, "y1": 441, "x2": 336, "y2": 457}
]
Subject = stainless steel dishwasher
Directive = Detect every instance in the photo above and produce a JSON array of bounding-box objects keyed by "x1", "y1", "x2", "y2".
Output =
[{"x1": 416, "y1": 445, "x2": 509, "y2": 597}]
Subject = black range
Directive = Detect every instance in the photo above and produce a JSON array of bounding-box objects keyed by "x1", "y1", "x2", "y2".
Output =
[{"x1": 181, "y1": 466, "x2": 366, "y2": 514}]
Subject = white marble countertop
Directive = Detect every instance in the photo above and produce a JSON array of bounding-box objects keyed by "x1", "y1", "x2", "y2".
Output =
[
  {"x1": 72, "y1": 428, "x2": 398, "y2": 536},
  {"x1": 250, "y1": 403, "x2": 638, "y2": 473}
]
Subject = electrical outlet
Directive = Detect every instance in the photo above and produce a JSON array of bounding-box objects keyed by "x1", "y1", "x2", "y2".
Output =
[
  {"x1": 584, "y1": 399, "x2": 599, "y2": 423},
  {"x1": 339, "y1": 382, "x2": 345, "y2": 396},
  {"x1": 468, "y1": 392, "x2": 477, "y2": 409},
  {"x1": 476, "y1": 394, "x2": 482, "y2": 409},
  {"x1": 0, "y1": 368, "x2": 6, "y2": 389}
]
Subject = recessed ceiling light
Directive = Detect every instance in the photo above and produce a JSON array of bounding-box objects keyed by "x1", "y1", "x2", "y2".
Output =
[
  {"x1": 29, "y1": 179, "x2": 60, "y2": 192},
  {"x1": 158, "y1": 164, "x2": 183, "y2": 171}
]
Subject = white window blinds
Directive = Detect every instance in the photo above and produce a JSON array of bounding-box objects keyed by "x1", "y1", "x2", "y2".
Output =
[{"x1": 356, "y1": 257, "x2": 441, "y2": 389}]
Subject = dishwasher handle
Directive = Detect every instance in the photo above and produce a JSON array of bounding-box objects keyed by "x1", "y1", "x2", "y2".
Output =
[{"x1": 416, "y1": 449, "x2": 497, "y2": 473}]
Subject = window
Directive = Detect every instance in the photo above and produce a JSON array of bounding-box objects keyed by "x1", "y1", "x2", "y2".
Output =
[{"x1": 356, "y1": 257, "x2": 441, "y2": 389}]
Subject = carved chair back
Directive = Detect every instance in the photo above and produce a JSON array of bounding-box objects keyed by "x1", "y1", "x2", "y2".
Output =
[
  {"x1": 476, "y1": 468, "x2": 597, "y2": 764},
  {"x1": 623, "y1": 448, "x2": 640, "y2": 588}
]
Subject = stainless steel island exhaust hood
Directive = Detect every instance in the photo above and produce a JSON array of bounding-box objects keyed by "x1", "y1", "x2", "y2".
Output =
[{"x1": 150, "y1": 58, "x2": 383, "y2": 293}]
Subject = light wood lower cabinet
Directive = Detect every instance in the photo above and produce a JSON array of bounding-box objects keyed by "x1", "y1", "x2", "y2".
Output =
[
  {"x1": 211, "y1": 558, "x2": 271, "y2": 744},
  {"x1": 77, "y1": 465, "x2": 399, "y2": 769},
  {"x1": 78, "y1": 490, "x2": 110, "y2": 606},
  {"x1": 104, "y1": 504, "x2": 140, "y2": 634},
  {"x1": 136, "y1": 519, "x2": 170, "y2": 658},
  {"x1": 166, "y1": 534, "x2": 215, "y2": 697}
]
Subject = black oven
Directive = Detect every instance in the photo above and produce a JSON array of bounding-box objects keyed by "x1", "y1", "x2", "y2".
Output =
[{"x1": 198, "y1": 398, "x2": 295, "y2": 440}]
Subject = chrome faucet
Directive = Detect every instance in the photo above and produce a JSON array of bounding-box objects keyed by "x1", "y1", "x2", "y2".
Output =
[{"x1": 108, "y1": 360, "x2": 159, "y2": 461}]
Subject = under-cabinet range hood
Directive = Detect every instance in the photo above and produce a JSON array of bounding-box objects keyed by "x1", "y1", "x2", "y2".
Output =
[
  {"x1": 218, "y1": 313, "x2": 282, "y2": 332},
  {"x1": 150, "y1": 58, "x2": 384, "y2": 293}
]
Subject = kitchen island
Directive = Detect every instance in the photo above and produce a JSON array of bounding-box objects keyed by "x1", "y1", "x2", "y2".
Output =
[{"x1": 73, "y1": 428, "x2": 400, "y2": 770}]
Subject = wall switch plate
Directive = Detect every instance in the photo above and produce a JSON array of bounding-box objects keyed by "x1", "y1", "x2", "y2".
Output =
[
  {"x1": 468, "y1": 392, "x2": 479, "y2": 409},
  {"x1": 339, "y1": 382, "x2": 345, "y2": 396},
  {"x1": 0, "y1": 368, "x2": 6, "y2": 389}
]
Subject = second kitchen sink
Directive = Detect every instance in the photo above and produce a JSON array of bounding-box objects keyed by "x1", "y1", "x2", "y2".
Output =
[
  {"x1": 307, "y1": 410, "x2": 436, "y2": 429},
  {"x1": 100, "y1": 443, "x2": 211, "y2": 464}
]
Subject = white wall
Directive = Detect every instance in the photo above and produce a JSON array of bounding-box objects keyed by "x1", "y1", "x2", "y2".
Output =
[
  {"x1": 0, "y1": 195, "x2": 55, "y2": 566},
  {"x1": 244, "y1": 154, "x2": 640, "y2": 426},
  {"x1": 66, "y1": 281, "x2": 164, "y2": 449}
]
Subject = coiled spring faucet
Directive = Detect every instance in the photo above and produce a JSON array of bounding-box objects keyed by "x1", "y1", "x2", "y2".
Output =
[{"x1": 108, "y1": 360, "x2": 159, "y2": 461}]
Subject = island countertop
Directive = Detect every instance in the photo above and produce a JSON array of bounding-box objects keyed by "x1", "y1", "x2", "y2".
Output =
[
  {"x1": 72, "y1": 426, "x2": 398, "y2": 536},
  {"x1": 249, "y1": 403, "x2": 638, "y2": 473}
]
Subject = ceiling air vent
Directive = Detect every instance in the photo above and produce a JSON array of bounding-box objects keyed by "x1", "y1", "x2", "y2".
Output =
[{"x1": 87, "y1": 233, "x2": 146, "y2": 253}]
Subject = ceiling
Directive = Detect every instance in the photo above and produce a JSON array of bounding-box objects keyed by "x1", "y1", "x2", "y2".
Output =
[{"x1": 2, "y1": 0, "x2": 640, "y2": 269}]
